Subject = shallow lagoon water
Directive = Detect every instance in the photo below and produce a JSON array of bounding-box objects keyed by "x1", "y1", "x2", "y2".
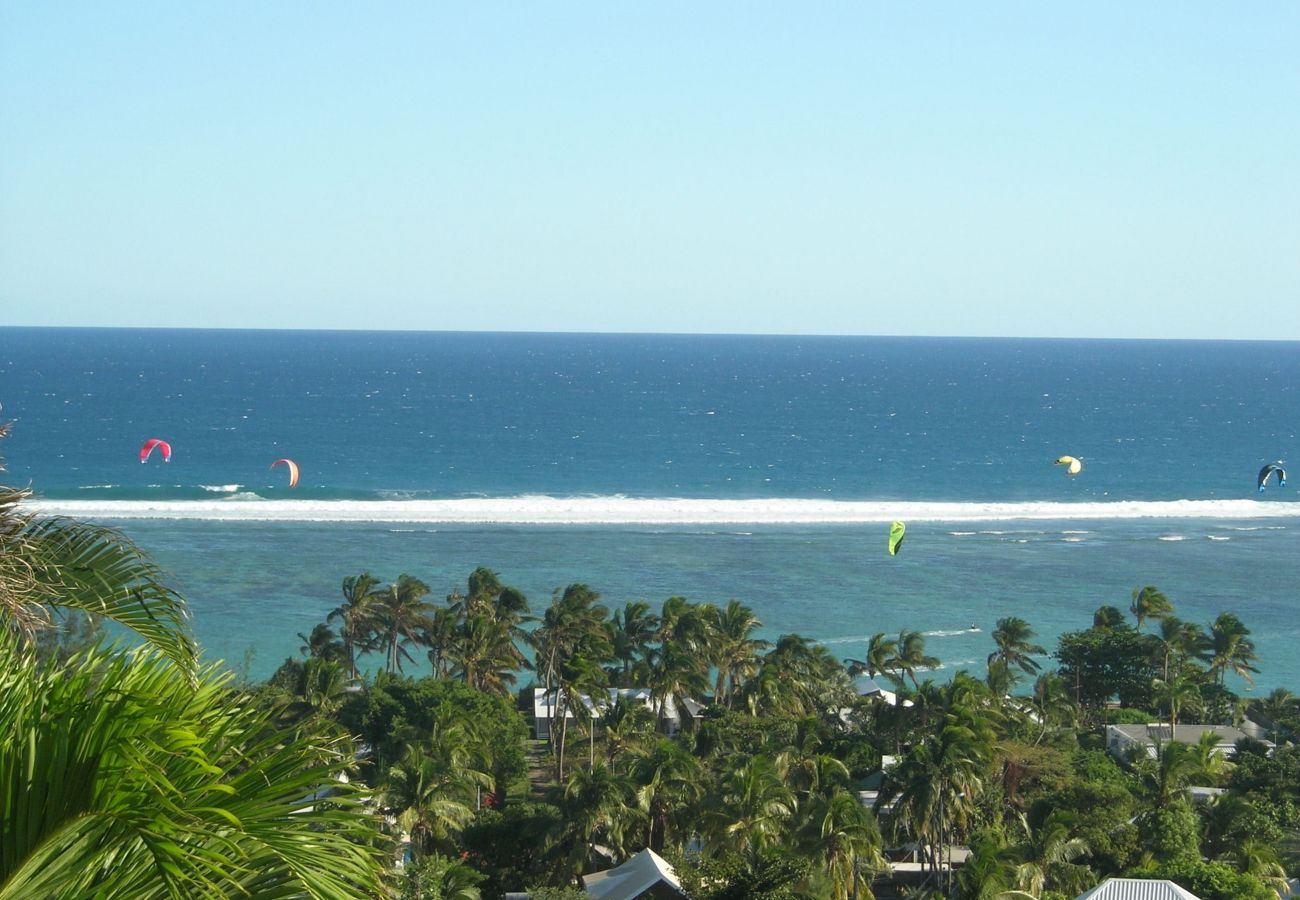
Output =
[{"x1": 111, "y1": 516, "x2": 1300, "y2": 692}]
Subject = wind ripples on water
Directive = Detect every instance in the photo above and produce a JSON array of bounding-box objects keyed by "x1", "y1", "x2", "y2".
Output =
[{"x1": 27, "y1": 496, "x2": 1300, "y2": 524}]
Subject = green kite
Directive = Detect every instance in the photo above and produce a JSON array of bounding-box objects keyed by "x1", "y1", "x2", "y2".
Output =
[{"x1": 888, "y1": 520, "x2": 906, "y2": 556}]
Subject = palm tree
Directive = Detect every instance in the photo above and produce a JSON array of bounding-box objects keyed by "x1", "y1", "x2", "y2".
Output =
[
  {"x1": 705, "y1": 755, "x2": 796, "y2": 854},
  {"x1": 372, "y1": 574, "x2": 435, "y2": 674},
  {"x1": 1153, "y1": 672, "x2": 1200, "y2": 730},
  {"x1": 846, "y1": 632, "x2": 899, "y2": 682},
  {"x1": 630, "y1": 738, "x2": 703, "y2": 851},
  {"x1": 880, "y1": 709, "x2": 993, "y2": 892},
  {"x1": 1202, "y1": 612, "x2": 1260, "y2": 687},
  {"x1": 1153, "y1": 616, "x2": 1208, "y2": 682},
  {"x1": 1008, "y1": 811, "x2": 1091, "y2": 898},
  {"x1": 893, "y1": 630, "x2": 941, "y2": 690},
  {"x1": 0, "y1": 637, "x2": 384, "y2": 897},
  {"x1": 1129, "y1": 585, "x2": 1173, "y2": 631},
  {"x1": 746, "y1": 634, "x2": 853, "y2": 719},
  {"x1": 297, "y1": 621, "x2": 345, "y2": 661},
  {"x1": 600, "y1": 694, "x2": 656, "y2": 768},
  {"x1": 424, "y1": 605, "x2": 460, "y2": 678},
  {"x1": 988, "y1": 617, "x2": 1046, "y2": 685},
  {"x1": 647, "y1": 638, "x2": 710, "y2": 726},
  {"x1": 774, "y1": 718, "x2": 849, "y2": 801},
  {"x1": 532, "y1": 584, "x2": 614, "y2": 778},
  {"x1": 382, "y1": 745, "x2": 484, "y2": 858},
  {"x1": 711, "y1": 600, "x2": 769, "y2": 707},
  {"x1": 328, "y1": 571, "x2": 381, "y2": 681},
  {"x1": 1135, "y1": 740, "x2": 1201, "y2": 809},
  {"x1": 549, "y1": 762, "x2": 639, "y2": 880},
  {"x1": 1030, "y1": 672, "x2": 1077, "y2": 744},
  {"x1": 610, "y1": 600, "x2": 659, "y2": 681},
  {"x1": 447, "y1": 614, "x2": 524, "y2": 695},
  {"x1": 795, "y1": 789, "x2": 886, "y2": 900},
  {"x1": 1256, "y1": 687, "x2": 1297, "y2": 743}
]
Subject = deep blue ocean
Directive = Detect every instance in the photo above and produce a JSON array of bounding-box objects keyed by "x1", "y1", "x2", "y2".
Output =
[{"x1": 2, "y1": 328, "x2": 1298, "y2": 689}]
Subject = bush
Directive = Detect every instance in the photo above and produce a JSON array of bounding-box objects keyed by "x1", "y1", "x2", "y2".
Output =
[{"x1": 1133, "y1": 858, "x2": 1274, "y2": 900}]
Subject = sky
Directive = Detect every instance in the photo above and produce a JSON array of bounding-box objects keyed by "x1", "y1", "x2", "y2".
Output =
[{"x1": 1, "y1": 4, "x2": 1297, "y2": 339}]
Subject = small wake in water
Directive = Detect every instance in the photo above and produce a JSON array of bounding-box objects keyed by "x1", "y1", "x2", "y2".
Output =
[
  {"x1": 820, "y1": 627, "x2": 979, "y2": 646},
  {"x1": 1158, "y1": 535, "x2": 1187, "y2": 542},
  {"x1": 24, "y1": 496, "x2": 1300, "y2": 524}
]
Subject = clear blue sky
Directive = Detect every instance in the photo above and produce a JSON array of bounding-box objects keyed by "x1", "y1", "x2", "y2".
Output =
[{"x1": 1, "y1": 4, "x2": 1297, "y2": 338}]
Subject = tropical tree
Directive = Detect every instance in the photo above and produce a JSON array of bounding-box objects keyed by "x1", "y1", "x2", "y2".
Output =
[
  {"x1": 1130, "y1": 585, "x2": 1174, "y2": 631},
  {"x1": 610, "y1": 600, "x2": 659, "y2": 681},
  {"x1": 298, "y1": 621, "x2": 346, "y2": 662},
  {"x1": 879, "y1": 705, "x2": 994, "y2": 893},
  {"x1": 1134, "y1": 740, "x2": 1202, "y2": 810},
  {"x1": 1255, "y1": 687, "x2": 1298, "y2": 743},
  {"x1": 630, "y1": 738, "x2": 704, "y2": 851},
  {"x1": 0, "y1": 638, "x2": 384, "y2": 897},
  {"x1": 448, "y1": 615, "x2": 524, "y2": 695},
  {"x1": 328, "y1": 571, "x2": 381, "y2": 680},
  {"x1": 794, "y1": 789, "x2": 886, "y2": 900},
  {"x1": 1153, "y1": 616, "x2": 1208, "y2": 682},
  {"x1": 988, "y1": 617, "x2": 1047, "y2": 685},
  {"x1": 1030, "y1": 671, "x2": 1078, "y2": 744},
  {"x1": 533, "y1": 584, "x2": 614, "y2": 779},
  {"x1": 424, "y1": 605, "x2": 461, "y2": 678},
  {"x1": 1092, "y1": 605, "x2": 1127, "y2": 629},
  {"x1": 1202, "y1": 612, "x2": 1260, "y2": 687},
  {"x1": 846, "y1": 632, "x2": 899, "y2": 682},
  {"x1": 372, "y1": 574, "x2": 436, "y2": 674},
  {"x1": 1153, "y1": 672, "x2": 1201, "y2": 730},
  {"x1": 711, "y1": 600, "x2": 769, "y2": 708},
  {"x1": 382, "y1": 745, "x2": 485, "y2": 858},
  {"x1": 548, "y1": 762, "x2": 639, "y2": 880},
  {"x1": 397, "y1": 853, "x2": 485, "y2": 900},
  {"x1": 893, "y1": 630, "x2": 941, "y2": 690},
  {"x1": 1008, "y1": 811, "x2": 1092, "y2": 898},
  {"x1": 704, "y1": 755, "x2": 796, "y2": 854}
]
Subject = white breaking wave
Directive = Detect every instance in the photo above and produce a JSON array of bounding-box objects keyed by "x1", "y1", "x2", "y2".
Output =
[
  {"x1": 22, "y1": 496, "x2": 1300, "y2": 525},
  {"x1": 199, "y1": 484, "x2": 242, "y2": 493}
]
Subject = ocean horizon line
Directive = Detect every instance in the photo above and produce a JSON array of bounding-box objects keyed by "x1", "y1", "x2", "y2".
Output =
[
  {"x1": 4, "y1": 324, "x2": 1300, "y2": 345},
  {"x1": 26, "y1": 495, "x2": 1300, "y2": 524}
]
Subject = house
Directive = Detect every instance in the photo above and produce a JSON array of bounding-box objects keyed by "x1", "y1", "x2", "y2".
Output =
[
  {"x1": 531, "y1": 688, "x2": 706, "y2": 741},
  {"x1": 856, "y1": 677, "x2": 901, "y2": 707},
  {"x1": 1075, "y1": 877, "x2": 1202, "y2": 899},
  {"x1": 1104, "y1": 723, "x2": 1269, "y2": 760},
  {"x1": 581, "y1": 848, "x2": 686, "y2": 900},
  {"x1": 531, "y1": 688, "x2": 599, "y2": 741}
]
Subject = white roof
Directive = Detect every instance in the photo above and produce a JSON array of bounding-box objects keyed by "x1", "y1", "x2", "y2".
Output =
[
  {"x1": 533, "y1": 687, "x2": 704, "y2": 722},
  {"x1": 1076, "y1": 878, "x2": 1202, "y2": 900},
  {"x1": 533, "y1": 688, "x2": 599, "y2": 720},
  {"x1": 582, "y1": 848, "x2": 684, "y2": 900}
]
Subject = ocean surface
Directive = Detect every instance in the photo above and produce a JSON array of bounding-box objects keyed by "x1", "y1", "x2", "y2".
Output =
[{"x1": 2, "y1": 327, "x2": 1298, "y2": 689}]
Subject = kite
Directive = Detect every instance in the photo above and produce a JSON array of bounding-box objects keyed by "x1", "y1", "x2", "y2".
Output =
[
  {"x1": 888, "y1": 520, "x2": 906, "y2": 556},
  {"x1": 1054, "y1": 455, "x2": 1082, "y2": 476},
  {"x1": 271, "y1": 458, "x2": 300, "y2": 488},
  {"x1": 1258, "y1": 462, "x2": 1287, "y2": 492},
  {"x1": 139, "y1": 438, "x2": 172, "y2": 463}
]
